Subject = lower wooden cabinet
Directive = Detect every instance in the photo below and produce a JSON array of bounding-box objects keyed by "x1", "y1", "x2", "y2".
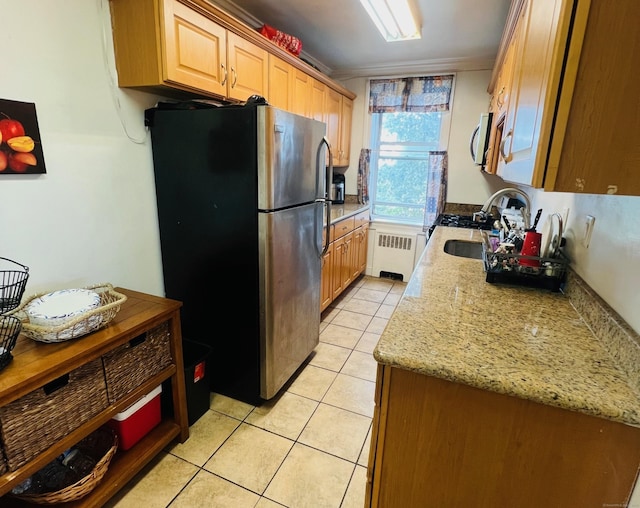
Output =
[
  {"x1": 321, "y1": 209, "x2": 369, "y2": 312},
  {"x1": 366, "y1": 365, "x2": 640, "y2": 507},
  {"x1": 320, "y1": 240, "x2": 334, "y2": 312},
  {"x1": 353, "y1": 223, "x2": 369, "y2": 279},
  {"x1": 331, "y1": 231, "x2": 354, "y2": 301}
]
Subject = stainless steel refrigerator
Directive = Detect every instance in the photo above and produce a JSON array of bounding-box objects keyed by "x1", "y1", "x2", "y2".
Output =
[{"x1": 145, "y1": 101, "x2": 331, "y2": 405}]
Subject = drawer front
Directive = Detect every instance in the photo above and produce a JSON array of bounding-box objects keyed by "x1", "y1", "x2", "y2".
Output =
[
  {"x1": 333, "y1": 217, "x2": 355, "y2": 240},
  {"x1": 0, "y1": 358, "x2": 109, "y2": 471},
  {"x1": 102, "y1": 321, "x2": 173, "y2": 402},
  {"x1": 354, "y1": 210, "x2": 370, "y2": 229}
]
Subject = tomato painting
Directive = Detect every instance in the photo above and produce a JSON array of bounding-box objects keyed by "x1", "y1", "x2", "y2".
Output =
[{"x1": 0, "y1": 99, "x2": 46, "y2": 175}]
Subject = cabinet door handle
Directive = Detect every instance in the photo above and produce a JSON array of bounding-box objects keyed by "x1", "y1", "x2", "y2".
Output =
[
  {"x1": 500, "y1": 129, "x2": 513, "y2": 163},
  {"x1": 231, "y1": 67, "x2": 237, "y2": 88},
  {"x1": 221, "y1": 63, "x2": 227, "y2": 86}
]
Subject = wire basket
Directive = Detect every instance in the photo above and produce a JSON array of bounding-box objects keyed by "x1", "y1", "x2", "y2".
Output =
[
  {"x1": 0, "y1": 257, "x2": 29, "y2": 315},
  {"x1": 9, "y1": 283, "x2": 127, "y2": 343},
  {"x1": 0, "y1": 315, "x2": 22, "y2": 371},
  {"x1": 12, "y1": 426, "x2": 118, "y2": 504},
  {"x1": 482, "y1": 235, "x2": 569, "y2": 292}
]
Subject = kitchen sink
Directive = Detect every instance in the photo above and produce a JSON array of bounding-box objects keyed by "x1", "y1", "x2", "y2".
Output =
[{"x1": 443, "y1": 239, "x2": 483, "y2": 259}]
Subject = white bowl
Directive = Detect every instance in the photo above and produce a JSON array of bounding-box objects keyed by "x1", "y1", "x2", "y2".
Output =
[{"x1": 25, "y1": 289, "x2": 101, "y2": 328}]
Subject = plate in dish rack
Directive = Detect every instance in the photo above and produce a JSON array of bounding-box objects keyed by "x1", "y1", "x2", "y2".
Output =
[{"x1": 24, "y1": 288, "x2": 101, "y2": 328}]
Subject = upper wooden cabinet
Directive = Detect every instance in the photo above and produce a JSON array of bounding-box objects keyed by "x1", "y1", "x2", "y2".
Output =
[
  {"x1": 490, "y1": 0, "x2": 640, "y2": 195},
  {"x1": 547, "y1": 0, "x2": 640, "y2": 194},
  {"x1": 326, "y1": 88, "x2": 341, "y2": 165},
  {"x1": 162, "y1": 0, "x2": 227, "y2": 96},
  {"x1": 339, "y1": 97, "x2": 353, "y2": 167},
  {"x1": 268, "y1": 57, "x2": 316, "y2": 121},
  {"x1": 326, "y1": 89, "x2": 353, "y2": 167},
  {"x1": 311, "y1": 79, "x2": 326, "y2": 124},
  {"x1": 291, "y1": 68, "x2": 312, "y2": 119},
  {"x1": 268, "y1": 55, "x2": 292, "y2": 111},
  {"x1": 110, "y1": 0, "x2": 355, "y2": 169},
  {"x1": 226, "y1": 31, "x2": 268, "y2": 101},
  {"x1": 109, "y1": 0, "x2": 355, "y2": 103},
  {"x1": 494, "y1": 0, "x2": 574, "y2": 185},
  {"x1": 110, "y1": 0, "x2": 265, "y2": 100},
  {"x1": 484, "y1": 13, "x2": 520, "y2": 175}
]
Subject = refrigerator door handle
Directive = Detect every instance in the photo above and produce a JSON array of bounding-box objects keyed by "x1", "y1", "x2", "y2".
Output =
[{"x1": 316, "y1": 137, "x2": 333, "y2": 257}]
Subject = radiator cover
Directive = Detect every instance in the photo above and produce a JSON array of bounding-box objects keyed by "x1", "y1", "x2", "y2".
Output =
[{"x1": 370, "y1": 227, "x2": 425, "y2": 281}]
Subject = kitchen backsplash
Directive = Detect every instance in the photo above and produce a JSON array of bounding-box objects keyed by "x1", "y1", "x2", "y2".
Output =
[{"x1": 563, "y1": 270, "x2": 640, "y2": 398}]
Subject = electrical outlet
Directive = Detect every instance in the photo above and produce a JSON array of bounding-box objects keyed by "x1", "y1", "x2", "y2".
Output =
[
  {"x1": 583, "y1": 215, "x2": 595, "y2": 248},
  {"x1": 561, "y1": 207, "x2": 570, "y2": 226}
]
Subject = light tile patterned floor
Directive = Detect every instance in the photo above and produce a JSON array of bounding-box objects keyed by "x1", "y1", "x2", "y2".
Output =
[{"x1": 105, "y1": 275, "x2": 406, "y2": 508}]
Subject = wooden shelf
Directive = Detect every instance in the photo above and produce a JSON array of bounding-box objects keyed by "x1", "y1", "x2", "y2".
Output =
[{"x1": 0, "y1": 289, "x2": 189, "y2": 505}]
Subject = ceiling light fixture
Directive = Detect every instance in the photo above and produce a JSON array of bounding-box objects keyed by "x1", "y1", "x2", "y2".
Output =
[{"x1": 359, "y1": 0, "x2": 421, "y2": 42}]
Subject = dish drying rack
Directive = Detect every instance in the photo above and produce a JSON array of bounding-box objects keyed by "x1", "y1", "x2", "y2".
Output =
[
  {"x1": 0, "y1": 257, "x2": 30, "y2": 371},
  {"x1": 480, "y1": 232, "x2": 569, "y2": 292}
]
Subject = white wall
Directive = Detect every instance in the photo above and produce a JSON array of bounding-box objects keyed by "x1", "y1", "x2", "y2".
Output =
[
  {"x1": 340, "y1": 71, "x2": 504, "y2": 204},
  {"x1": 0, "y1": 0, "x2": 168, "y2": 297},
  {"x1": 529, "y1": 189, "x2": 640, "y2": 334}
]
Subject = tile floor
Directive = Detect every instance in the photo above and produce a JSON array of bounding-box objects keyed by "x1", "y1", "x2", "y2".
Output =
[{"x1": 105, "y1": 275, "x2": 406, "y2": 508}]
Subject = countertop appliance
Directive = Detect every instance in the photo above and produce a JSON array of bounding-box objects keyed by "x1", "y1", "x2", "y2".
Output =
[
  {"x1": 470, "y1": 112, "x2": 493, "y2": 166},
  {"x1": 331, "y1": 173, "x2": 345, "y2": 204},
  {"x1": 145, "y1": 101, "x2": 332, "y2": 405}
]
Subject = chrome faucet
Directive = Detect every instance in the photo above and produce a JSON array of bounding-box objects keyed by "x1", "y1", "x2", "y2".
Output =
[{"x1": 473, "y1": 187, "x2": 532, "y2": 230}]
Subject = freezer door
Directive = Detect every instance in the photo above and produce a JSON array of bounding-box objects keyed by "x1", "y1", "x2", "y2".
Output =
[
  {"x1": 257, "y1": 106, "x2": 327, "y2": 210},
  {"x1": 259, "y1": 201, "x2": 322, "y2": 399}
]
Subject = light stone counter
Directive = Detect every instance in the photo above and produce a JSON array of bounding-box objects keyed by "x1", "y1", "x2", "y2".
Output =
[
  {"x1": 373, "y1": 226, "x2": 640, "y2": 426},
  {"x1": 328, "y1": 203, "x2": 369, "y2": 224}
]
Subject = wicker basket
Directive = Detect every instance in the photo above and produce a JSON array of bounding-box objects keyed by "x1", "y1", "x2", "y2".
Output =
[
  {"x1": 102, "y1": 321, "x2": 172, "y2": 403},
  {"x1": 13, "y1": 427, "x2": 118, "y2": 504},
  {"x1": 0, "y1": 315, "x2": 22, "y2": 372},
  {"x1": 0, "y1": 445, "x2": 7, "y2": 476},
  {"x1": 10, "y1": 283, "x2": 127, "y2": 343},
  {"x1": 0, "y1": 257, "x2": 29, "y2": 314},
  {"x1": 0, "y1": 358, "x2": 109, "y2": 471}
]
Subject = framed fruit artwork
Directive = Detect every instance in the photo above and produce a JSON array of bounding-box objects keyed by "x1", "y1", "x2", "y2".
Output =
[{"x1": 0, "y1": 98, "x2": 46, "y2": 175}]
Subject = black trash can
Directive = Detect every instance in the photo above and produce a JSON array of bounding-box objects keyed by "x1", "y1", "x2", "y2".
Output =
[{"x1": 164, "y1": 339, "x2": 212, "y2": 426}]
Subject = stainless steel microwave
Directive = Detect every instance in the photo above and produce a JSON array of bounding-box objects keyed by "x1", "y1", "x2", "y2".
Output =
[{"x1": 469, "y1": 112, "x2": 493, "y2": 166}]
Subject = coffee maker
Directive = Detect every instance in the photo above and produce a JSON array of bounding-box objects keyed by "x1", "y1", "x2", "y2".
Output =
[{"x1": 331, "y1": 173, "x2": 345, "y2": 204}]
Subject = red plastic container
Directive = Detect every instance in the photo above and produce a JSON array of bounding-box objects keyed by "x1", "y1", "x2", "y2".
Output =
[{"x1": 107, "y1": 385, "x2": 162, "y2": 450}]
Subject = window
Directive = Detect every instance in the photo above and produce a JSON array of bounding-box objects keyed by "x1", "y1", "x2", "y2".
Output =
[
  {"x1": 366, "y1": 75, "x2": 454, "y2": 226},
  {"x1": 369, "y1": 111, "x2": 449, "y2": 223}
]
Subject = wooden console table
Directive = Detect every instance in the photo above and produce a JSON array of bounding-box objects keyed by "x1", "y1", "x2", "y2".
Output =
[{"x1": 0, "y1": 288, "x2": 189, "y2": 506}]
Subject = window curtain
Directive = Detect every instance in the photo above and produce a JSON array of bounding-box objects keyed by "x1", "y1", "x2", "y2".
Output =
[
  {"x1": 357, "y1": 149, "x2": 370, "y2": 204},
  {"x1": 369, "y1": 75, "x2": 454, "y2": 113},
  {"x1": 423, "y1": 151, "x2": 448, "y2": 232},
  {"x1": 368, "y1": 75, "x2": 453, "y2": 228}
]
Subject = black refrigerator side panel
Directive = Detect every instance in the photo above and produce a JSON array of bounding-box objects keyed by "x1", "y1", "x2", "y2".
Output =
[{"x1": 149, "y1": 107, "x2": 263, "y2": 404}]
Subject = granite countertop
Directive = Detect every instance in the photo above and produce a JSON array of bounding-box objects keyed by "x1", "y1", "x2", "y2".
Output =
[
  {"x1": 374, "y1": 226, "x2": 640, "y2": 427},
  {"x1": 328, "y1": 203, "x2": 369, "y2": 224}
]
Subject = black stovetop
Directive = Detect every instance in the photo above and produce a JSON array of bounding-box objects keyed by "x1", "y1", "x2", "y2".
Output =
[{"x1": 434, "y1": 213, "x2": 495, "y2": 230}]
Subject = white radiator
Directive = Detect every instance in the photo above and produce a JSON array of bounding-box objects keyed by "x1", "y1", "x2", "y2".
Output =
[{"x1": 368, "y1": 225, "x2": 426, "y2": 281}]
